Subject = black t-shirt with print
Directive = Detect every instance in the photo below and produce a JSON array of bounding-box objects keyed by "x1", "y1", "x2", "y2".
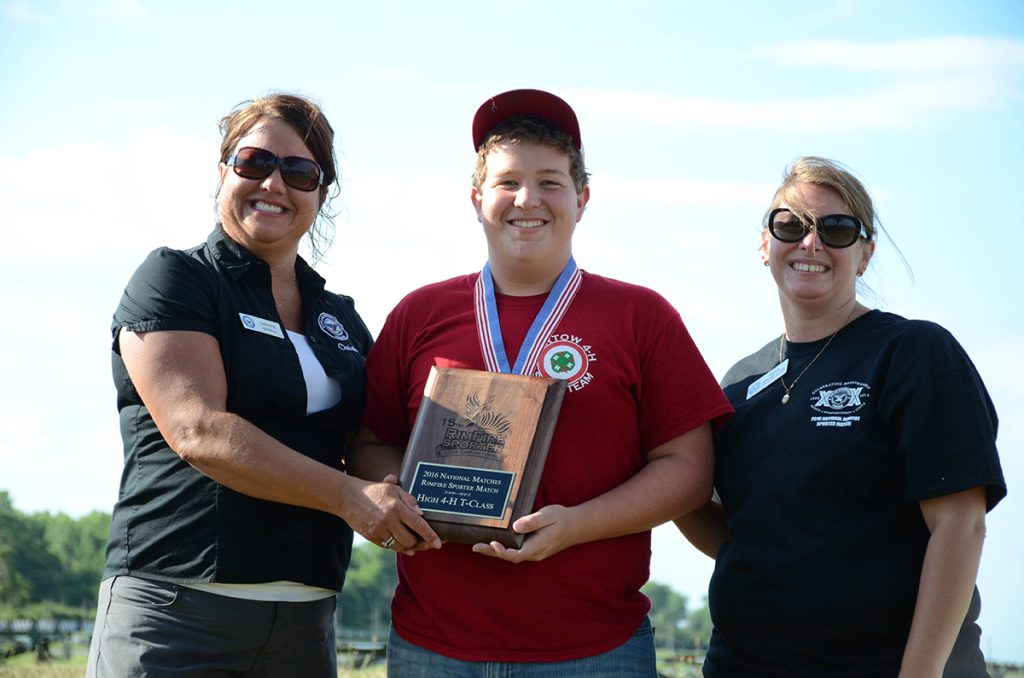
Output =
[
  {"x1": 104, "y1": 227, "x2": 373, "y2": 591},
  {"x1": 706, "y1": 310, "x2": 1005, "y2": 677}
]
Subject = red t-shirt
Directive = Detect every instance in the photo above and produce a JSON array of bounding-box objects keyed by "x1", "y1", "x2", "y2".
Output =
[{"x1": 362, "y1": 271, "x2": 732, "y2": 661}]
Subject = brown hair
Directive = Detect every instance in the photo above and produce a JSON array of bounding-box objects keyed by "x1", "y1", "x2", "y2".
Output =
[
  {"x1": 218, "y1": 93, "x2": 339, "y2": 262},
  {"x1": 472, "y1": 116, "x2": 589, "y2": 194}
]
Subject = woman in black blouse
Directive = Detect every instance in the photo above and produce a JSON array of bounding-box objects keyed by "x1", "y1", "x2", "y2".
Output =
[{"x1": 87, "y1": 93, "x2": 439, "y2": 677}]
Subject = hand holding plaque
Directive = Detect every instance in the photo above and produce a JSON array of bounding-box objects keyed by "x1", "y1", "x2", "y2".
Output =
[{"x1": 399, "y1": 366, "x2": 566, "y2": 547}]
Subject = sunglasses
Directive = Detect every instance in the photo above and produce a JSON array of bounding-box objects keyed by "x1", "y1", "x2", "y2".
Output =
[
  {"x1": 767, "y1": 208, "x2": 867, "y2": 249},
  {"x1": 225, "y1": 147, "x2": 324, "y2": 192}
]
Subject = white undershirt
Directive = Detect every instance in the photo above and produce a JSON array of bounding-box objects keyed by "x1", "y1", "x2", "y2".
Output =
[
  {"x1": 185, "y1": 580, "x2": 337, "y2": 602},
  {"x1": 288, "y1": 330, "x2": 343, "y2": 414},
  {"x1": 183, "y1": 331, "x2": 342, "y2": 601}
]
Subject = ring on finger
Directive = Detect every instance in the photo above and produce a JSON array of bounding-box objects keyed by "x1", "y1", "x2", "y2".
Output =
[{"x1": 380, "y1": 535, "x2": 396, "y2": 549}]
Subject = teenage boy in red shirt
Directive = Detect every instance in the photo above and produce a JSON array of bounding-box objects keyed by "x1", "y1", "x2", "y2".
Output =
[{"x1": 348, "y1": 88, "x2": 732, "y2": 676}]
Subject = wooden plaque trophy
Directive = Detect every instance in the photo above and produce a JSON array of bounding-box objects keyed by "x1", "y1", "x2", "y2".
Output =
[{"x1": 399, "y1": 366, "x2": 566, "y2": 547}]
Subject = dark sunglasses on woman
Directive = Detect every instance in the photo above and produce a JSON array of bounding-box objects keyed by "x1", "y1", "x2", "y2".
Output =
[
  {"x1": 767, "y1": 208, "x2": 867, "y2": 249},
  {"x1": 225, "y1": 147, "x2": 324, "y2": 192}
]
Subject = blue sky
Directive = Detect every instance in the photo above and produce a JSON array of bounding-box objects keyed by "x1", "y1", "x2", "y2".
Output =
[{"x1": 1, "y1": 0, "x2": 1022, "y2": 662}]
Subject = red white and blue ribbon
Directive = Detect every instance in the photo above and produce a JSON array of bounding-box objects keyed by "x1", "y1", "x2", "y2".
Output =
[{"x1": 474, "y1": 258, "x2": 582, "y2": 375}]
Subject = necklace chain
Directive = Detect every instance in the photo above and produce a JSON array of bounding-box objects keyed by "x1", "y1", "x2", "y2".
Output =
[
  {"x1": 275, "y1": 274, "x2": 299, "y2": 309},
  {"x1": 778, "y1": 330, "x2": 840, "y2": 405}
]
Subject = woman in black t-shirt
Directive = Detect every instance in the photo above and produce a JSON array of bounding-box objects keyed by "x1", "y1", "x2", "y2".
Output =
[{"x1": 676, "y1": 157, "x2": 1005, "y2": 677}]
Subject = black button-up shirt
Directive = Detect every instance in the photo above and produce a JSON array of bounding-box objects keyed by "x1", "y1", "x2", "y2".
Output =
[{"x1": 104, "y1": 227, "x2": 372, "y2": 591}]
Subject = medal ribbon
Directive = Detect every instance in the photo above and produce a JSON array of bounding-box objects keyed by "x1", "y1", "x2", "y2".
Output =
[{"x1": 474, "y1": 258, "x2": 582, "y2": 375}]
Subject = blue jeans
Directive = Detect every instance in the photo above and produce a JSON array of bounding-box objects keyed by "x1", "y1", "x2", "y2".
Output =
[{"x1": 386, "y1": 617, "x2": 657, "y2": 677}]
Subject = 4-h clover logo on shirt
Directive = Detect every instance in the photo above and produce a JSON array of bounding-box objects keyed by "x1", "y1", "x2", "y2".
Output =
[
  {"x1": 536, "y1": 339, "x2": 592, "y2": 389},
  {"x1": 548, "y1": 350, "x2": 577, "y2": 374}
]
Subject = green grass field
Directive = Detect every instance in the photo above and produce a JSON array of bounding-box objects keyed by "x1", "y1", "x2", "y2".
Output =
[
  {"x1": 0, "y1": 654, "x2": 387, "y2": 678},
  {"x1": 1, "y1": 652, "x2": 1020, "y2": 678}
]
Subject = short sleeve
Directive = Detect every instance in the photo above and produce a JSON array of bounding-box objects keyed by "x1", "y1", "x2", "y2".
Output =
[
  {"x1": 879, "y1": 322, "x2": 1005, "y2": 511},
  {"x1": 636, "y1": 297, "x2": 734, "y2": 451},
  {"x1": 111, "y1": 247, "x2": 218, "y2": 349},
  {"x1": 361, "y1": 301, "x2": 415, "y2": 447}
]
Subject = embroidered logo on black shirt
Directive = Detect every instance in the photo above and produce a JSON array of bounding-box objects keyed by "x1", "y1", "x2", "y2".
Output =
[
  {"x1": 808, "y1": 380, "x2": 871, "y2": 428},
  {"x1": 318, "y1": 312, "x2": 349, "y2": 340}
]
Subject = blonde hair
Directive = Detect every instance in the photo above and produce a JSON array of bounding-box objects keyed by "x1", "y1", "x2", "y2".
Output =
[{"x1": 766, "y1": 156, "x2": 876, "y2": 243}]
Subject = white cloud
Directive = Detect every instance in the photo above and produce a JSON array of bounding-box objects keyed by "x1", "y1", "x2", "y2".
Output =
[
  {"x1": 572, "y1": 69, "x2": 1014, "y2": 133},
  {"x1": 3, "y1": 0, "x2": 148, "y2": 23},
  {"x1": 1, "y1": 0, "x2": 46, "y2": 22},
  {"x1": 567, "y1": 37, "x2": 1023, "y2": 134},
  {"x1": 598, "y1": 176, "x2": 776, "y2": 208},
  {"x1": 365, "y1": 67, "x2": 418, "y2": 82},
  {"x1": 101, "y1": 0, "x2": 145, "y2": 19},
  {"x1": 0, "y1": 410, "x2": 50, "y2": 461},
  {"x1": 0, "y1": 127, "x2": 217, "y2": 516},
  {"x1": 0, "y1": 128, "x2": 215, "y2": 273},
  {"x1": 766, "y1": 36, "x2": 1024, "y2": 75}
]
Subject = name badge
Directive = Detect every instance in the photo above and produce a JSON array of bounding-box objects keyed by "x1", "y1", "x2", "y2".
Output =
[
  {"x1": 747, "y1": 359, "x2": 788, "y2": 400},
  {"x1": 239, "y1": 313, "x2": 284, "y2": 339}
]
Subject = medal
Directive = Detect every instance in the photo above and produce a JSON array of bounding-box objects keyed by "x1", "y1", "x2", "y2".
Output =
[{"x1": 474, "y1": 258, "x2": 582, "y2": 374}]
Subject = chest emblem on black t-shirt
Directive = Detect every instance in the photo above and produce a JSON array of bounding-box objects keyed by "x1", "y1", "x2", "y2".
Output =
[
  {"x1": 318, "y1": 312, "x2": 349, "y2": 341},
  {"x1": 535, "y1": 333, "x2": 597, "y2": 393},
  {"x1": 807, "y1": 380, "x2": 871, "y2": 428}
]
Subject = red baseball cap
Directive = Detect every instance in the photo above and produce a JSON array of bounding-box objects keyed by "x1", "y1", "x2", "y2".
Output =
[{"x1": 472, "y1": 89, "x2": 582, "y2": 151}]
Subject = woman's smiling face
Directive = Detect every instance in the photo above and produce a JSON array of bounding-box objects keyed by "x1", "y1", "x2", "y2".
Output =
[
  {"x1": 217, "y1": 117, "x2": 322, "y2": 260},
  {"x1": 761, "y1": 181, "x2": 874, "y2": 313}
]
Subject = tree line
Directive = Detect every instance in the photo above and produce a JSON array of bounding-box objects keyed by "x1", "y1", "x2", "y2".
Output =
[
  {"x1": 0, "y1": 491, "x2": 108, "y2": 619},
  {"x1": 0, "y1": 490, "x2": 712, "y2": 649}
]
